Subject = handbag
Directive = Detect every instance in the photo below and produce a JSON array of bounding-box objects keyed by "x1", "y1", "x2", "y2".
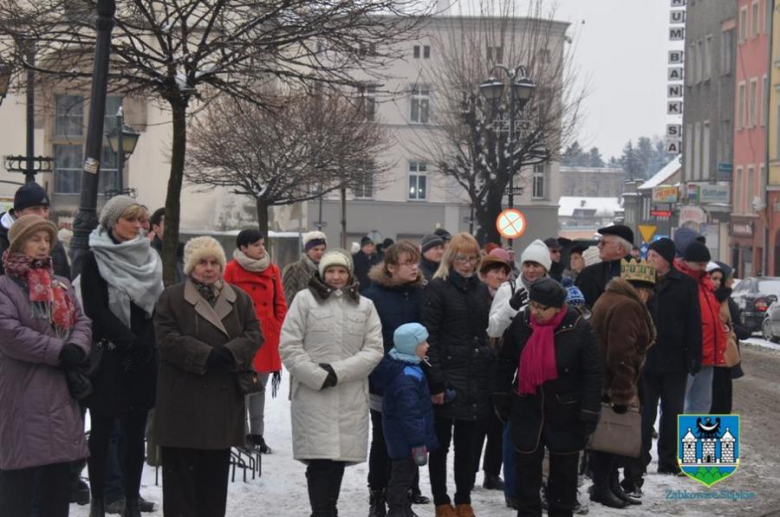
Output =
[
  {"x1": 722, "y1": 333, "x2": 741, "y2": 368},
  {"x1": 586, "y1": 403, "x2": 642, "y2": 458},
  {"x1": 236, "y1": 368, "x2": 265, "y2": 395}
]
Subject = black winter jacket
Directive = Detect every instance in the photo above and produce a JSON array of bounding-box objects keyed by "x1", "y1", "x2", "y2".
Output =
[
  {"x1": 493, "y1": 307, "x2": 602, "y2": 453},
  {"x1": 0, "y1": 212, "x2": 71, "y2": 279},
  {"x1": 575, "y1": 257, "x2": 624, "y2": 308},
  {"x1": 81, "y1": 251, "x2": 158, "y2": 417},
  {"x1": 362, "y1": 266, "x2": 424, "y2": 396},
  {"x1": 645, "y1": 267, "x2": 702, "y2": 375},
  {"x1": 420, "y1": 257, "x2": 439, "y2": 283},
  {"x1": 353, "y1": 250, "x2": 380, "y2": 292},
  {"x1": 421, "y1": 271, "x2": 492, "y2": 421}
]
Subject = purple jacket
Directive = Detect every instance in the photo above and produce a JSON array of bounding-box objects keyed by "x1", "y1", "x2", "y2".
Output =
[{"x1": 0, "y1": 275, "x2": 92, "y2": 470}]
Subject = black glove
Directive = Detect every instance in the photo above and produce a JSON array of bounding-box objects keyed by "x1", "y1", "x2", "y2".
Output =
[
  {"x1": 688, "y1": 359, "x2": 702, "y2": 375},
  {"x1": 493, "y1": 393, "x2": 510, "y2": 423},
  {"x1": 612, "y1": 404, "x2": 628, "y2": 415},
  {"x1": 509, "y1": 288, "x2": 529, "y2": 311},
  {"x1": 319, "y1": 363, "x2": 338, "y2": 389},
  {"x1": 207, "y1": 347, "x2": 234, "y2": 368},
  {"x1": 58, "y1": 344, "x2": 85, "y2": 370}
]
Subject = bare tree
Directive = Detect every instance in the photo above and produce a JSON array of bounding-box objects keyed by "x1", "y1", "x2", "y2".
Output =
[
  {"x1": 0, "y1": 0, "x2": 428, "y2": 283},
  {"x1": 185, "y1": 92, "x2": 391, "y2": 236},
  {"x1": 412, "y1": 0, "x2": 586, "y2": 244}
]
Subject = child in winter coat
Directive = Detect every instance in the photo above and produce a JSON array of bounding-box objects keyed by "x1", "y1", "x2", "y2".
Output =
[{"x1": 371, "y1": 323, "x2": 439, "y2": 517}]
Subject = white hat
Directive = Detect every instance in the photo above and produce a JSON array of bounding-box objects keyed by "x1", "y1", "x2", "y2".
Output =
[
  {"x1": 706, "y1": 261, "x2": 721, "y2": 273},
  {"x1": 582, "y1": 246, "x2": 602, "y2": 267},
  {"x1": 318, "y1": 249, "x2": 353, "y2": 278},
  {"x1": 303, "y1": 230, "x2": 327, "y2": 248},
  {"x1": 183, "y1": 236, "x2": 227, "y2": 275},
  {"x1": 520, "y1": 239, "x2": 552, "y2": 272}
]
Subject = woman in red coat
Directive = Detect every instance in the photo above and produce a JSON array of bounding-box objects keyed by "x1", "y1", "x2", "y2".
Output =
[{"x1": 224, "y1": 229, "x2": 287, "y2": 453}]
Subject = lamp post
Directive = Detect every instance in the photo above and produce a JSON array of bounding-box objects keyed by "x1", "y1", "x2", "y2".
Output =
[
  {"x1": 106, "y1": 106, "x2": 141, "y2": 193},
  {"x1": 69, "y1": 0, "x2": 116, "y2": 277},
  {"x1": 0, "y1": 62, "x2": 10, "y2": 106}
]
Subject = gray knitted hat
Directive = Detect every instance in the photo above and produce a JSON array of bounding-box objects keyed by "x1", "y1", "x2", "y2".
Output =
[{"x1": 100, "y1": 195, "x2": 139, "y2": 230}]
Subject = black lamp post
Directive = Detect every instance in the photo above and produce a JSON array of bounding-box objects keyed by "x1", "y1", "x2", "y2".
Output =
[
  {"x1": 106, "y1": 106, "x2": 140, "y2": 193},
  {"x1": 0, "y1": 62, "x2": 11, "y2": 107},
  {"x1": 69, "y1": 0, "x2": 116, "y2": 277}
]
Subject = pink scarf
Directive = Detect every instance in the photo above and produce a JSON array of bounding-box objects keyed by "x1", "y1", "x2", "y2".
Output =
[{"x1": 517, "y1": 306, "x2": 568, "y2": 395}]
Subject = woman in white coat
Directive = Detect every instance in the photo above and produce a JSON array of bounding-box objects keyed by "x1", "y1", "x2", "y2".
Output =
[{"x1": 280, "y1": 249, "x2": 384, "y2": 517}]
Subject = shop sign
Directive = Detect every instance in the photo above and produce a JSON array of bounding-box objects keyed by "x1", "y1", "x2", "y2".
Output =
[
  {"x1": 699, "y1": 184, "x2": 730, "y2": 205},
  {"x1": 652, "y1": 185, "x2": 679, "y2": 204},
  {"x1": 679, "y1": 205, "x2": 706, "y2": 225},
  {"x1": 732, "y1": 222, "x2": 753, "y2": 237}
]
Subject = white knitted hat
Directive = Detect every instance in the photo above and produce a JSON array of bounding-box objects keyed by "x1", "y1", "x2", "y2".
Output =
[
  {"x1": 183, "y1": 236, "x2": 227, "y2": 275},
  {"x1": 318, "y1": 249, "x2": 353, "y2": 277},
  {"x1": 303, "y1": 230, "x2": 327, "y2": 246},
  {"x1": 520, "y1": 239, "x2": 552, "y2": 272},
  {"x1": 582, "y1": 246, "x2": 602, "y2": 267}
]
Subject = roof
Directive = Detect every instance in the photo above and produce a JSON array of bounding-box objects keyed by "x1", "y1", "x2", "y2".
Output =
[
  {"x1": 558, "y1": 196, "x2": 622, "y2": 218},
  {"x1": 638, "y1": 157, "x2": 682, "y2": 191}
]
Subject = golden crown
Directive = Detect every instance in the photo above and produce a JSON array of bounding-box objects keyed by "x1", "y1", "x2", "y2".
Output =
[{"x1": 620, "y1": 258, "x2": 656, "y2": 285}]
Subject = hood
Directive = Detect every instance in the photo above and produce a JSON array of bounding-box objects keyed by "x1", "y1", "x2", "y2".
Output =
[
  {"x1": 370, "y1": 355, "x2": 407, "y2": 391},
  {"x1": 368, "y1": 262, "x2": 424, "y2": 288},
  {"x1": 307, "y1": 272, "x2": 360, "y2": 303},
  {"x1": 0, "y1": 211, "x2": 14, "y2": 233}
]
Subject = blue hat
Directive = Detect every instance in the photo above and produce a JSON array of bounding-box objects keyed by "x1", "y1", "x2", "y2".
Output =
[
  {"x1": 393, "y1": 323, "x2": 429, "y2": 356},
  {"x1": 566, "y1": 285, "x2": 585, "y2": 307}
]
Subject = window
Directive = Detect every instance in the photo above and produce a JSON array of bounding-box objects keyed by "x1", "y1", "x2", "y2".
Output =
[
  {"x1": 747, "y1": 166, "x2": 755, "y2": 212},
  {"x1": 704, "y1": 35, "x2": 713, "y2": 79},
  {"x1": 410, "y1": 85, "x2": 430, "y2": 124},
  {"x1": 736, "y1": 167, "x2": 744, "y2": 212},
  {"x1": 737, "y1": 82, "x2": 746, "y2": 128},
  {"x1": 696, "y1": 40, "x2": 704, "y2": 83},
  {"x1": 408, "y1": 161, "x2": 428, "y2": 200},
  {"x1": 687, "y1": 44, "x2": 696, "y2": 86},
  {"x1": 762, "y1": 75, "x2": 768, "y2": 126},
  {"x1": 413, "y1": 45, "x2": 430, "y2": 59},
  {"x1": 721, "y1": 29, "x2": 734, "y2": 75},
  {"x1": 532, "y1": 163, "x2": 546, "y2": 200},
  {"x1": 359, "y1": 83, "x2": 378, "y2": 121},
  {"x1": 54, "y1": 145, "x2": 83, "y2": 194},
  {"x1": 423, "y1": 45, "x2": 430, "y2": 59},
  {"x1": 413, "y1": 45, "x2": 419, "y2": 58},
  {"x1": 749, "y1": 79, "x2": 758, "y2": 127},
  {"x1": 685, "y1": 123, "x2": 694, "y2": 180},
  {"x1": 487, "y1": 46, "x2": 503, "y2": 63},
  {"x1": 55, "y1": 95, "x2": 84, "y2": 137},
  {"x1": 702, "y1": 122, "x2": 711, "y2": 179},
  {"x1": 353, "y1": 163, "x2": 375, "y2": 199},
  {"x1": 721, "y1": 119, "x2": 733, "y2": 162},
  {"x1": 538, "y1": 49, "x2": 551, "y2": 65},
  {"x1": 740, "y1": 7, "x2": 748, "y2": 41},
  {"x1": 693, "y1": 122, "x2": 702, "y2": 180},
  {"x1": 752, "y1": 1, "x2": 760, "y2": 37}
]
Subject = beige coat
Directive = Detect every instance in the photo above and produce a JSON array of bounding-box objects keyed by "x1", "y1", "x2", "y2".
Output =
[{"x1": 279, "y1": 279, "x2": 383, "y2": 464}]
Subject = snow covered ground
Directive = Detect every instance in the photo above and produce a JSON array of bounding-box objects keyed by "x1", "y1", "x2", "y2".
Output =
[{"x1": 70, "y1": 351, "x2": 780, "y2": 517}]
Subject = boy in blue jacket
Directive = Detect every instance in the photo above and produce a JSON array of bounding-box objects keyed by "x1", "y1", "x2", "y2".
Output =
[{"x1": 371, "y1": 323, "x2": 439, "y2": 517}]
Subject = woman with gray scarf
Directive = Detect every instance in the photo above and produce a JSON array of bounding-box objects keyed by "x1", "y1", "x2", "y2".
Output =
[{"x1": 81, "y1": 195, "x2": 163, "y2": 517}]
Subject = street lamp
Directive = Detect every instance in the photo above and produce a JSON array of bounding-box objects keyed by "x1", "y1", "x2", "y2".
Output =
[
  {"x1": 0, "y1": 62, "x2": 11, "y2": 106},
  {"x1": 106, "y1": 107, "x2": 141, "y2": 192},
  {"x1": 480, "y1": 65, "x2": 536, "y2": 248}
]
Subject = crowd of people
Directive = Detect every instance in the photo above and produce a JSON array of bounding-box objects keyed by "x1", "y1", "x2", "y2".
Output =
[{"x1": 0, "y1": 180, "x2": 745, "y2": 517}]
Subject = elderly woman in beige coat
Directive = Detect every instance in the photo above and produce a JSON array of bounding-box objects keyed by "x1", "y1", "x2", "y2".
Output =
[
  {"x1": 154, "y1": 236, "x2": 262, "y2": 517},
  {"x1": 280, "y1": 249, "x2": 383, "y2": 517}
]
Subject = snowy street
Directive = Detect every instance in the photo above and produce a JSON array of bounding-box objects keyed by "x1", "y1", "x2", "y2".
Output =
[{"x1": 69, "y1": 340, "x2": 780, "y2": 517}]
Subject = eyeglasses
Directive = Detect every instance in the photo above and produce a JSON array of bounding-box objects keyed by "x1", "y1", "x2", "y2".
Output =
[
  {"x1": 453, "y1": 255, "x2": 479, "y2": 264},
  {"x1": 529, "y1": 301, "x2": 552, "y2": 312}
]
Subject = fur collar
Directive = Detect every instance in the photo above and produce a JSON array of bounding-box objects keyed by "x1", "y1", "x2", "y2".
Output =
[
  {"x1": 367, "y1": 263, "x2": 424, "y2": 289},
  {"x1": 307, "y1": 272, "x2": 360, "y2": 304}
]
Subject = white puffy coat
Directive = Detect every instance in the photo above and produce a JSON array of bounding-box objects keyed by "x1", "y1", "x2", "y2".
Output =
[{"x1": 280, "y1": 285, "x2": 383, "y2": 464}]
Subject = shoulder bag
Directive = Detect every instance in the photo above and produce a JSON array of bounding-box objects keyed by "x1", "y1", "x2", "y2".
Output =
[{"x1": 586, "y1": 403, "x2": 642, "y2": 458}]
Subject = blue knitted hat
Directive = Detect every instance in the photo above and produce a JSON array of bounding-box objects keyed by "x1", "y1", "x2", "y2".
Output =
[{"x1": 566, "y1": 285, "x2": 585, "y2": 307}]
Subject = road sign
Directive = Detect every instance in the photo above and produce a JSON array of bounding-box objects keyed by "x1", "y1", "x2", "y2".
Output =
[
  {"x1": 639, "y1": 243, "x2": 649, "y2": 259},
  {"x1": 638, "y1": 224, "x2": 658, "y2": 243},
  {"x1": 496, "y1": 208, "x2": 527, "y2": 240}
]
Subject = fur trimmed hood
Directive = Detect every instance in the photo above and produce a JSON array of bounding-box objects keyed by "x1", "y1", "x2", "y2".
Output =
[
  {"x1": 307, "y1": 272, "x2": 360, "y2": 304},
  {"x1": 603, "y1": 277, "x2": 657, "y2": 349},
  {"x1": 367, "y1": 263, "x2": 424, "y2": 289}
]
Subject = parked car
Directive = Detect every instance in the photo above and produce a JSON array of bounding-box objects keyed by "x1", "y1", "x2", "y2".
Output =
[
  {"x1": 731, "y1": 277, "x2": 780, "y2": 333},
  {"x1": 761, "y1": 301, "x2": 780, "y2": 343}
]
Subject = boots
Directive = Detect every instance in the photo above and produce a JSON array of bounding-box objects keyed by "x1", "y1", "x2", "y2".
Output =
[
  {"x1": 482, "y1": 473, "x2": 504, "y2": 490},
  {"x1": 307, "y1": 471, "x2": 332, "y2": 517},
  {"x1": 589, "y1": 478, "x2": 627, "y2": 509},
  {"x1": 69, "y1": 459, "x2": 90, "y2": 505},
  {"x1": 455, "y1": 503, "x2": 475, "y2": 517},
  {"x1": 434, "y1": 503, "x2": 457, "y2": 517},
  {"x1": 123, "y1": 497, "x2": 142, "y2": 517},
  {"x1": 369, "y1": 489, "x2": 387, "y2": 517},
  {"x1": 89, "y1": 498, "x2": 106, "y2": 517},
  {"x1": 609, "y1": 472, "x2": 641, "y2": 506}
]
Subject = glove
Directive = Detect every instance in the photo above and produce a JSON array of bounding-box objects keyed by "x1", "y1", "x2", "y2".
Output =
[
  {"x1": 509, "y1": 288, "x2": 529, "y2": 311},
  {"x1": 319, "y1": 363, "x2": 338, "y2": 389},
  {"x1": 207, "y1": 347, "x2": 234, "y2": 368},
  {"x1": 612, "y1": 404, "x2": 628, "y2": 415},
  {"x1": 493, "y1": 393, "x2": 510, "y2": 423},
  {"x1": 58, "y1": 344, "x2": 85, "y2": 370},
  {"x1": 412, "y1": 446, "x2": 428, "y2": 466},
  {"x1": 688, "y1": 359, "x2": 702, "y2": 375}
]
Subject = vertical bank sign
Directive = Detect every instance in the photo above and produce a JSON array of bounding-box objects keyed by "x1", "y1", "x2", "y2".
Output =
[{"x1": 667, "y1": 0, "x2": 686, "y2": 155}]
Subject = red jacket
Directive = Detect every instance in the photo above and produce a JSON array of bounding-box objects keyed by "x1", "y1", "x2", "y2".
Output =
[
  {"x1": 675, "y1": 259, "x2": 726, "y2": 366},
  {"x1": 224, "y1": 261, "x2": 287, "y2": 373}
]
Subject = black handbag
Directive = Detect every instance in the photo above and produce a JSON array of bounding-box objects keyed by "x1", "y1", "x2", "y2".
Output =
[
  {"x1": 86, "y1": 338, "x2": 117, "y2": 379},
  {"x1": 236, "y1": 368, "x2": 264, "y2": 395}
]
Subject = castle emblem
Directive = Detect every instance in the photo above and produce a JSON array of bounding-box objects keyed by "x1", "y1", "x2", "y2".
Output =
[{"x1": 678, "y1": 414, "x2": 740, "y2": 487}]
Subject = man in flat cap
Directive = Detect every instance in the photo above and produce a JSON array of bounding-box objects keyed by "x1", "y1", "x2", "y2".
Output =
[
  {"x1": 575, "y1": 225, "x2": 634, "y2": 308},
  {"x1": 544, "y1": 237, "x2": 564, "y2": 282}
]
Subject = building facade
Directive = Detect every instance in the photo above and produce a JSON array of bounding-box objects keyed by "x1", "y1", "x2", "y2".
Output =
[
  {"x1": 559, "y1": 166, "x2": 624, "y2": 198},
  {"x1": 680, "y1": 0, "x2": 738, "y2": 263},
  {"x1": 766, "y1": 1, "x2": 780, "y2": 276}
]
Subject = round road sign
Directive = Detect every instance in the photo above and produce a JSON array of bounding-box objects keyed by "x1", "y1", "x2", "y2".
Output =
[{"x1": 496, "y1": 208, "x2": 527, "y2": 239}]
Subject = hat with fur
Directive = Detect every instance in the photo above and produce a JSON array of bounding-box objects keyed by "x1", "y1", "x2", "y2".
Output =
[
  {"x1": 99, "y1": 195, "x2": 139, "y2": 230},
  {"x1": 303, "y1": 230, "x2": 327, "y2": 252},
  {"x1": 8, "y1": 214, "x2": 58, "y2": 255},
  {"x1": 318, "y1": 249, "x2": 354, "y2": 278},
  {"x1": 183, "y1": 236, "x2": 227, "y2": 276},
  {"x1": 520, "y1": 239, "x2": 552, "y2": 272}
]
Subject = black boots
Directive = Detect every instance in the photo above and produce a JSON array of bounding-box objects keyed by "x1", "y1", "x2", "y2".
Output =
[
  {"x1": 482, "y1": 473, "x2": 505, "y2": 490},
  {"x1": 307, "y1": 460, "x2": 345, "y2": 517},
  {"x1": 247, "y1": 434, "x2": 273, "y2": 454},
  {"x1": 609, "y1": 472, "x2": 641, "y2": 506},
  {"x1": 69, "y1": 458, "x2": 90, "y2": 505},
  {"x1": 369, "y1": 489, "x2": 387, "y2": 517},
  {"x1": 89, "y1": 498, "x2": 106, "y2": 517},
  {"x1": 124, "y1": 497, "x2": 142, "y2": 517}
]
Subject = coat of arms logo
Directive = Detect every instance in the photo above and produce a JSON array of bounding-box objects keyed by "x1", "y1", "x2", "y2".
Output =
[{"x1": 678, "y1": 414, "x2": 740, "y2": 487}]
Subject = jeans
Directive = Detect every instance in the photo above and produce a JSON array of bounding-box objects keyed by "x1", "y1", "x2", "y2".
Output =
[
  {"x1": 105, "y1": 419, "x2": 125, "y2": 503},
  {"x1": 684, "y1": 366, "x2": 714, "y2": 414},
  {"x1": 0, "y1": 462, "x2": 71, "y2": 517},
  {"x1": 428, "y1": 417, "x2": 476, "y2": 506},
  {"x1": 246, "y1": 373, "x2": 271, "y2": 436},
  {"x1": 641, "y1": 371, "x2": 687, "y2": 473},
  {"x1": 502, "y1": 422, "x2": 516, "y2": 499}
]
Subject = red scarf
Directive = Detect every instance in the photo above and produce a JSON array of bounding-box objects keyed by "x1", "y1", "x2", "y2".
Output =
[
  {"x1": 518, "y1": 306, "x2": 568, "y2": 395},
  {"x1": 2, "y1": 251, "x2": 78, "y2": 333}
]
